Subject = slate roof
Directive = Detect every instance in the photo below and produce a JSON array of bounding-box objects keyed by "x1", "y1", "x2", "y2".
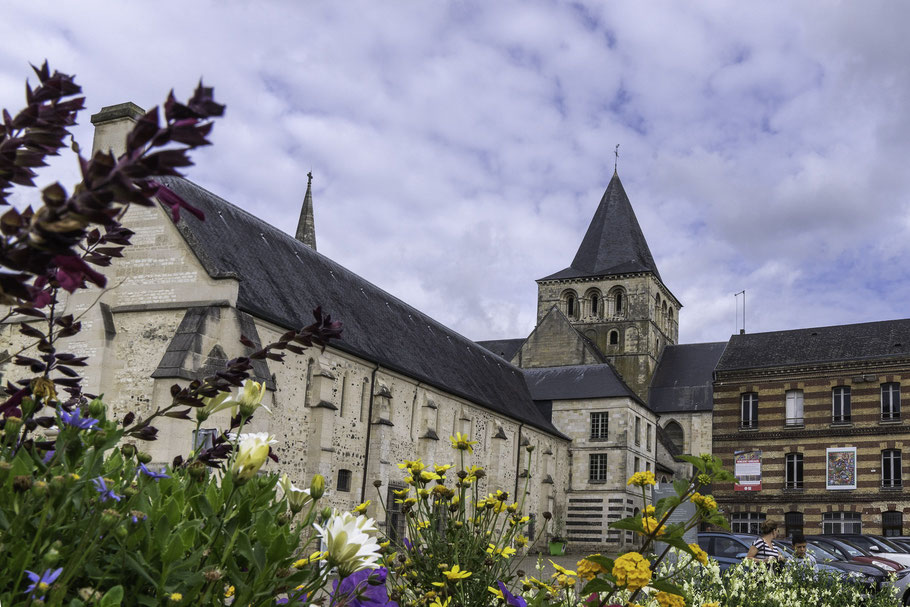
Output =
[
  {"x1": 475, "y1": 338, "x2": 525, "y2": 361},
  {"x1": 540, "y1": 172, "x2": 661, "y2": 282},
  {"x1": 715, "y1": 319, "x2": 910, "y2": 372},
  {"x1": 523, "y1": 363, "x2": 643, "y2": 404},
  {"x1": 156, "y1": 176, "x2": 564, "y2": 437},
  {"x1": 648, "y1": 342, "x2": 727, "y2": 413}
]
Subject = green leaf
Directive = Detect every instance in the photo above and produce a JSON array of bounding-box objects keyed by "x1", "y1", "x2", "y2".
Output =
[
  {"x1": 608, "y1": 517, "x2": 642, "y2": 532},
  {"x1": 676, "y1": 454, "x2": 707, "y2": 472},
  {"x1": 650, "y1": 578, "x2": 686, "y2": 597},
  {"x1": 267, "y1": 532, "x2": 289, "y2": 563},
  {"x1": 584, "y1": 555, "x2": 614, "y2": 571},
  {"x1": 656, "y1": 495, "x2": 681, "y2": 512},
  {"x1": 164, "y1": 534, "x2": 183, "y2": 562},
  {"x1": 98, "y1": 585, "x2": 124, "y2": 607},
  {"x1": 580, "y1": 578, "x2": 614, "y2": 595},
  {"x1": 673, "y1": 478, "x2": 690, "y2": 498},
  {"x1": 10, "y1": 448, "x2": 36, "y2": 475},
  {"x1": 124, "y1": 553, "x2": 158, "y2": 588}
]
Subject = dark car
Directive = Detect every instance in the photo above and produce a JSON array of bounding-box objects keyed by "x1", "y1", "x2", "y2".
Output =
[
  {"x1": 697, "y1": 532, "x2": 754, "y2": 571},
  {"x1": 832, "y1": 534, "x2": 910, "y2": 568},
  {"x1": 806, "y1": 535, "x2": 906, "y2": 573}
]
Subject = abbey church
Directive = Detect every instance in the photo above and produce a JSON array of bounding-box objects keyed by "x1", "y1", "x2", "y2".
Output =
[{"x1": 4, "y1": 102, "x2": 910, "y2": 547}]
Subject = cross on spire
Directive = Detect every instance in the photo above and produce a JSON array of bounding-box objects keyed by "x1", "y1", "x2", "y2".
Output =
[{"x1": 614, "y1": 144, "x2": 620, "y2": 173}]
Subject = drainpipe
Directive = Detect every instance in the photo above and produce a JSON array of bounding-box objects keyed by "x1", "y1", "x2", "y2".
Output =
[
  {"x1": 513, "y1": 422, "x2": 525, "y2": 499},
  {"x1": 360, "y1": 364, "x2": 379, "y2": 503}
]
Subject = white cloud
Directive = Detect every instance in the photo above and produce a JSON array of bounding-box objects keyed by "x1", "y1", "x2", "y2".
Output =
[{"x1": 1, "y1": 0, "x2": 908, "y2": 347}]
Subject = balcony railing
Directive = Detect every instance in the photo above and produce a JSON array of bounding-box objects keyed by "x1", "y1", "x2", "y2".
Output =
[{"x1": 785, "y1": 417, "x2": 804, "y2": 427}]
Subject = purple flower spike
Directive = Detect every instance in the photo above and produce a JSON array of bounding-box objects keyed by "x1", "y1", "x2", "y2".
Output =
[
  {"x1": 42, "y1": 449, "x2": 55, "y2": 464},
  {"x1": 138, "y1": 462, "x2": 170, "y2": 480},
  {"x1": 497, "y1": 582, "x2": 528, "y2": 607},
  {"x1": 59, "y1": 407, "x2": 99, "y2": 431},
  {"x1": 91, "y1": 477, "x2": 121, "y2": 502},
  {"x1": 24, "y1": 567, "x2": 62, "y2": 600}
]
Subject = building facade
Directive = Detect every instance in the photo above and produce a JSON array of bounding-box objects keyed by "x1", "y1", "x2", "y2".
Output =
[{"x1": 713, "y1": 322, "x2": 910, "y2": 536}]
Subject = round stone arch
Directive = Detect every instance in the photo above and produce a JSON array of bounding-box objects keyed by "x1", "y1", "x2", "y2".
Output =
[
  {"x1": 583, "y1": 287, "x2": 602, "y2": 318},
  {"x1": 663, "y1": 419, "x2": 685, "y2": 454},
  {"x1": 560, "y1": 288, "x2": 579, "y2": 320}
]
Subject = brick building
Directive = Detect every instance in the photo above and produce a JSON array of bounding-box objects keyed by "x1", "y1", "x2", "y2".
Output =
[{"x1": 713, "y1": 321, "x2": 910, "y2": 536}]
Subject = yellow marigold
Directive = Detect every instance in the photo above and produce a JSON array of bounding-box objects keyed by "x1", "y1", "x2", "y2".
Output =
[
  {"x1": 645, "y1": 505, "x2": 656, "y2": 516},
  {"x1": 627, "y1": 470, "x2": 657, "y2": 487},
  {"x1": 515, "y1": 535, "x2": 528, "y2": 547},
  {"x1": 689, "y1": 542, "x2": 709, "y2": 565},
  {"x1": 442, "y1": 565, "x2": 472, "y2": 580},
  {"x1": 392, "y1": 487, "x2": 410, "y2": 497},
  {"x1": 612, "y1": 552, "x2": 652, "y2": 591},
  {"x1": 640, "y1": 516, "x2": 666, "y2": 536},
  {"x1": 656, "y1": 591, "x2": 685, "y2": 607},
  {"x1": 434, "y1": 464, "x2": 453, "y2": 474},
  {"x1": 224, "y1": 586, "x2": 235, "y2": 598},
  {"x1": 168, "y1": 593, "x2": 183, "y2": 603},
  {"x1": 353, "y1": 500, "x2": 370, "y2": 514},
  {"x1": 450, "y1": 432, "x2": 478, "y2": 453},
  {"x1": 416, "y1": 520, "x2": 430, "y2": 529},
  {"x1": 420, "y1": 470, "x2": 442, "y2": 482},
  {"x1": 488, "y1": 585, "x2": 505, "y2": 600},
  {"x1": 576, "y1": 554, "x2": 607, "y2": 581}
]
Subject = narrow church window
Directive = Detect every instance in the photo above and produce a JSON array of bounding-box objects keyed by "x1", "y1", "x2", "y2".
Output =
[
  {"x1": 590, "y1": 294, "x2": 598, "y2": 316},
  {"x1": 609, "y1": 330, "x2": 619, "y2": 345},
  {"x1": 615, "y1": 291, "x2": 623, "y2": 314},
  {"x1": 337, "y1": 469, "x2": 352, "y2": 492},
  {"x1": 664, "y1": 420, "x2": 684, "y2": 453},
  {"x1": 567, "y1": 295, "x2": 576, "y2": 318}
]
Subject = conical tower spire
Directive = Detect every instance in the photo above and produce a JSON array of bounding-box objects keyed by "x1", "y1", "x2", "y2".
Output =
[
  {"x1": 569, "y1": 171, "x2": 660, "y2": 280},
  {"x1": 295, "y1": 171, "x2": 317, "y2": 250}
]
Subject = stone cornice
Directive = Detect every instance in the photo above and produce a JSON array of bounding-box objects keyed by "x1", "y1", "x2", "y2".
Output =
[
  {"x1": 714, "y1": 423, "x2": 910, "y2": 442},
  {"x1": 714, "y1": 358, "x2": 910, "y2": 384}
]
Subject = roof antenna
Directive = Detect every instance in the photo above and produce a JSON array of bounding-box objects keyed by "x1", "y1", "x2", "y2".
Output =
[
  {"x1": 614, "y1": 144, "x2": 620, "y2": 173},
  {"x1": 734, "y1": 290, "x2": 746, "y2": 334}
]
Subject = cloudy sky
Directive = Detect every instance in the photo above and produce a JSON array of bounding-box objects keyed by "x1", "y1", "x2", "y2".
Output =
[{"x1": 1, "y1": 1, "x2": 908, "y2": 345}]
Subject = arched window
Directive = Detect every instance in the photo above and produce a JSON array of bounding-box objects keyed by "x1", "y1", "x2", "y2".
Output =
[
  {"x1": 608, "y1": 287, "x2": 626, "y2": 317},
  {"x1": 664, "y1": 420, "x2": 684, "y2": 454},
  {"x1": 609, "y1": 330, "x2": 619, "y2": 345},
  {"x1": 661, "y1": 301, "x2": 668, "y2": 331},
  {"x1": 562, "y1": 290, "x2": 578, "y2": 319},
  {"x1": 590, "y1": 293, "x2": 599, "y2": 316},
  {"x1": 668, "y1": 307, "x2": 674, "y2": 333},
  {"x1": 584, "y1": 288, "x2": 602, "y2": 319}
]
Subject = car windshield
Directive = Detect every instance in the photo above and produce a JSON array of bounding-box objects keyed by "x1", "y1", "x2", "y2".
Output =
[
  {"x1": 807, "y1": 542, "x2": 839, "y2": 562},
  {"x1": 876, "y1": 537, "x2": 905, "y2": 552},
  {"x1": 849, "y1": 536, "x2": 894, "y2": 552},
  {"x1": 827, "y1": 540, "x2": 864, "y2": 557}
]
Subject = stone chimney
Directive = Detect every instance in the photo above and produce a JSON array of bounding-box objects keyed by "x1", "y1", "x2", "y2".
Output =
[{"x1": 90, "y1": 102, "x2": 145, "y2": 157}]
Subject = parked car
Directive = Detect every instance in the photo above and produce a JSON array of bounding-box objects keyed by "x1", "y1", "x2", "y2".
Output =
[
  {"x1": 806, "y1": 535, "x2": 907, "y2": 573},
  {"x1": 833, "y1": 534, "x2": 910, "y2": 568},
  {"x1": 697, "y1": 532, "x2": 755, "y2": 571}
]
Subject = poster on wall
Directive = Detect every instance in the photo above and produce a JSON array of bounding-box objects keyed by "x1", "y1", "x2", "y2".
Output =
[
  {"x1": 734, "y1": 450, "x2": 762, "y2": 491},
  {"x1": 826, "y1": 447, "x2": 857, "y2": 490}
]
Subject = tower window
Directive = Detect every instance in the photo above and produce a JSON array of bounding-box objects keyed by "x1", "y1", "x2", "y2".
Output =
[
  {"x1": 566, "y1": 295, "x2": 575, "y2": 318},
  {"x1": 615, "y1": 292, "x2": 623, "y2": 313},
  {"x1": 337, "y1": 469, "x2": 352, "y2": 492},
  {"x1": 609, "y1": 330, "x2": 619, "y2": 345},
  {"x1": 590, "y1": 294, "x2": 598, "y2": 316}
]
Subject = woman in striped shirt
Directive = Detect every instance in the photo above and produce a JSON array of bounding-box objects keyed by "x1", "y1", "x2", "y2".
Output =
[{"x1": 746, "y1": 520, "x2": 782, "y2": 561}]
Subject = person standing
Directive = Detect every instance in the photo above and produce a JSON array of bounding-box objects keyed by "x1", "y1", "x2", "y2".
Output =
[
  {"x1": 746, "y1": 520, "x2": 782, "y2": 561},
  {"x1": 790, "y1": 533, "x2": 818, "y2": 570}
]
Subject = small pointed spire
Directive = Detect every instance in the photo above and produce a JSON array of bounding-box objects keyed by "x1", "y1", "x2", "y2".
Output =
[
  {"x1": 614, "y1": 143, "x2": 620, "y2": 174},
  {"x1": 295, "y1": 171, "x2": 317, "y2": 250}
]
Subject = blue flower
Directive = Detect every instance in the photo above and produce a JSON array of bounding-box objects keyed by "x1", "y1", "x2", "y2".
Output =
[
  {"x1": 23, "y1": 567, "x2": 62, "y2": 600},
  {"x1": 332, "y1": 567, "x2": 397, "y2": 606},
  {"x1": 59, "y1": 407, "x2": 99, "y2": 431},
  {"x1": 138, "y1": 463, "x2": 170, "y2": 480},
  {"x1": 497, "y1": 582, "x2": 527, "y2": 607},
  {"x1": 42, "y1": 449, "x2": 55, "y2": 464},
  {"x1": 91, "y1": 477, "x2": 121, "y2": 502}
]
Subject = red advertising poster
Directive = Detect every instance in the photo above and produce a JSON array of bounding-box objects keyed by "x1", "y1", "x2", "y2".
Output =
[{"x1": 734, "y1": 449, "x2": 762, "y2": 491}]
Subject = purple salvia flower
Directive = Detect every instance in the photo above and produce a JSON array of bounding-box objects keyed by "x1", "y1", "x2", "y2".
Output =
[
  {"x1": 497, "y1": 582, "x2": 528, "y2": 607},
  {"x1": 23, "y1": 567, "x2": 62, "y2": 600},
  {"x1": 59, "y1": 407, "x2": 99, "y2": 431},
  {"x1": 91, "y1": 477, "x2": 121, "y2": 502},
  {"x1": 42, "y1": 449, "x2": 55, "y2": 464},
  {"x1": 138, "y1": 462, "x2": 170, "y2": 480}
]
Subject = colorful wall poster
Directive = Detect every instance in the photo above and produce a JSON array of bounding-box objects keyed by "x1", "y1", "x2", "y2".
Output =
[
  {"x1": 826, "y1": 447, "x2": 857, "y2": 490},
  {"x1": 734, "y1": 450, "x2": 762, "y2": 491}
]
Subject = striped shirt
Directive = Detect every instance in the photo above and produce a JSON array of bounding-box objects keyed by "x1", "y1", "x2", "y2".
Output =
[{"x1": 751, "y1": 537, "x2": 781, "y2": 560}]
